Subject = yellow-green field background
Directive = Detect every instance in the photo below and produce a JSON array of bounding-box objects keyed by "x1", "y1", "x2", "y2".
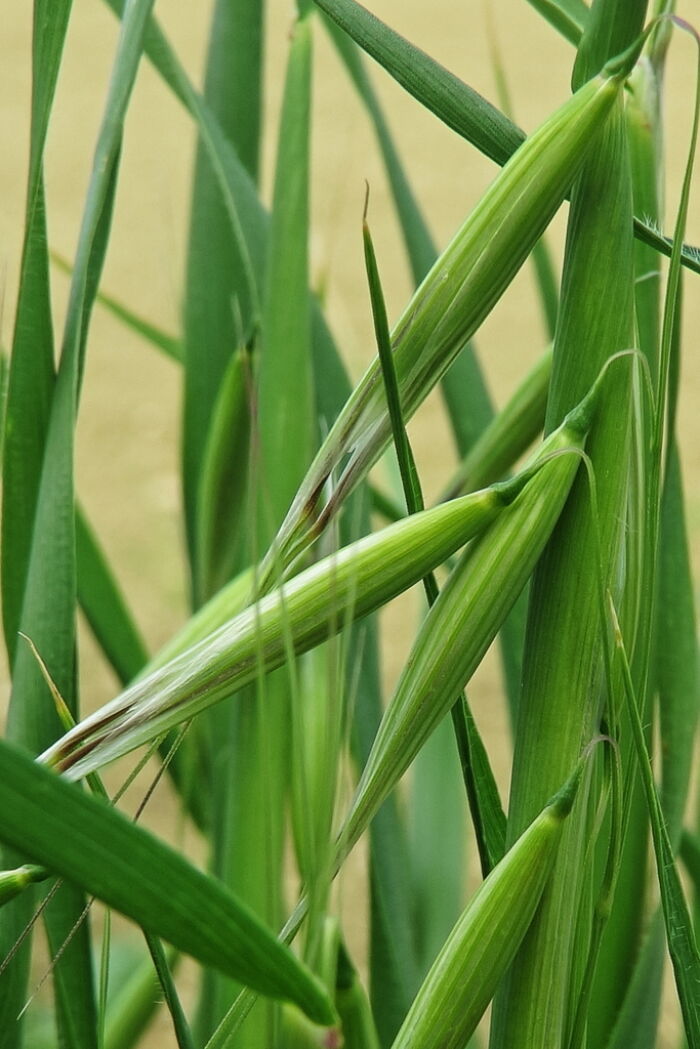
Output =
[{"x1": 2, "y1": 1, "x2": 699, "y2": 1044}]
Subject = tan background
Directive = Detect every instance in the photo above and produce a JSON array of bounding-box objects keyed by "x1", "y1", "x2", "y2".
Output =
[{"x1": 2, "y1": 1, "x2": 699, "y2": 1045}]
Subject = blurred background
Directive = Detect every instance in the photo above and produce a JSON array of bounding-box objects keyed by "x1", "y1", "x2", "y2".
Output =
[{"x1": 1, "y1": 1, "x2": 699, "y2": 1044}]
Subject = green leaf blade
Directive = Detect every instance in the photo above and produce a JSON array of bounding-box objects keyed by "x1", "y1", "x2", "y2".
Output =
[{"x1": 0, "y1": 739, "x2": 335, "y2": 1027}]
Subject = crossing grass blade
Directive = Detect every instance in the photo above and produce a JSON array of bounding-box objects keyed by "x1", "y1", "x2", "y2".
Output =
[
  {"x1": 364, "y1": 205, "x2": 505, "y2": 883},
  {"x1": 313, "y1": 0, "x2": 700, "y2": 275},
  {"x1": 0, "y1": 739, "x2": 335, "y2": 1028}
]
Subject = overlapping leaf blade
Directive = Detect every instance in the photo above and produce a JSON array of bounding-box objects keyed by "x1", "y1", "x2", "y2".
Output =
[{"x1": 0, "y1": 739, "x2": 335, "y2": 1027}]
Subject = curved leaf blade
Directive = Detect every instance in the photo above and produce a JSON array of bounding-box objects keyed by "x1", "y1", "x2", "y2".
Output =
[{"x1": 0, "y1": 739, "x2": 335, "y2": 1027}]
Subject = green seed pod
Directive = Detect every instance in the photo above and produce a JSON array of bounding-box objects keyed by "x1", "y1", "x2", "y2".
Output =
[
  {"x1": 269, "y1": 62, "x2": 626, "y2": 574},
  {"x1": 339, "y1": 395, "x2": 595, "y2": 858},
  {"x1": 390, "y1": 769, "x2": 581, "y2": 1049},
  {"x1": 43, "y1": 479, "x2": 521, "y2": 779}
]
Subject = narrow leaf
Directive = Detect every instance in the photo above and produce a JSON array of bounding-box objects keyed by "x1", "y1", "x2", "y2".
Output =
[
  {"x1": 610, "y1": 600, "x2": 700, "y2": 1044},
  {"x1": 104, "y1": 948, "x2": 179, "y2": 1049},
  {"x1": 257, "y1": 13, "x2": 314, "y2": 541}
]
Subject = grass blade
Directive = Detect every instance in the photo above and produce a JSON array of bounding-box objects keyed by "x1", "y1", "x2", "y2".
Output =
[
  {"x1": 257, "y1": 13, "x2": 314, "y2": 543},
  {"x1": 315, "y1": 0, "x2": 523, "y2": 167},
  {"x1": 527, "y1": 0, "x2": 587, "y2": 45},
  {"x1": 442, "y1": 348, "x2": 552, "y2": 501},
  {"x1": 45, "y1": 481, "x2": 517, "y2": 780},
  {"x1": 364, "y1": 205, "x2": 470, "y2": 964},
  {"x1": 340, "y1": 399, "x2": 594, "y2": 863},
  {"x1": 0, "y1": 739, "x2": 335, "y2": 1027},
  {"x1": 603, "y1": 912, "x2": 666, "y2": 1049},
  {"x1": 202, "y1": 18, "x2": 316, "y2": 1044},
  {"x1": 182, "y1": 0, "x2": 264, "y2": 589},
  {"x1": 586, "y1": 44, "x2": 668, "y2": 1040},
  {"x1": 391, "y1": 767, "x2": 583, "y2": 1049},
  {"x1": 335, "y1": 940, "x2": 380, "y2": 1049},
  {"x1": 348, "y1": 612, "x2": 421, "y2": 1043},
  {"x1": 325, "y1": 14, "x2": 495, "y2": 460},
  {"x1": 485, "y1": 21, "x2": 560, "y2": 341},
  {"x1": 269, "y1": 64, "x2": 625, "y2": 580},
  {"x1": 1, "y1": 0, "x2": 71, "y2": 665},
  {"x1": 142, "y1": 932, "x2": 193, "y2": 1049},
  {"x1": 364, "y1": 204, "x2": 505, "y2": 883},
  {"x1": 2, "y1": 1, "x2": 122, "y2": 1044},
  {"x1": 324, "y1": 16, "x2": 435, "y2": 285},
  {"x1": 104, "y1": 948, "x2": 178, "y2": 1049},
  {"x1": 11, "y1": 5, "x2": 164, "y2": 1043},
  {"x1": 489, "y1": 37, "x2": 640, "y2": 1032},
  {"x1": 313, "y1": 0, "x2": 700, "y2": 275},
  {"x1": 195, "y1": 345, "x2": 252, "y2": 605},
  {"x1": 609, "y1": 601, "x2": 700, "y2": 1044},
  {"x1": 362, "y1": 199, "x2": 422, "y2": 516}
]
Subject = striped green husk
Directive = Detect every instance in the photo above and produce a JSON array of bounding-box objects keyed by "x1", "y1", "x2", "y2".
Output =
[
  {"x1": 265, "y1": 64, "x2": 626, "y2": 577},
  {"x1": 391, "y1": 770, "x2": 581, "y2": 1049},
  {"x1": 339, "y1": 399, "x2": 594, "y2": 861},
  {"x1": 42, "y1": 482, "x2": 515, "y2": 779}
]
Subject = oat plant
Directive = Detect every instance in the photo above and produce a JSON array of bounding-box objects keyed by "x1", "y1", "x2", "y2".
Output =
[{"x1": 2, "y1": 1, "x2": 699, "y2": 1048}]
